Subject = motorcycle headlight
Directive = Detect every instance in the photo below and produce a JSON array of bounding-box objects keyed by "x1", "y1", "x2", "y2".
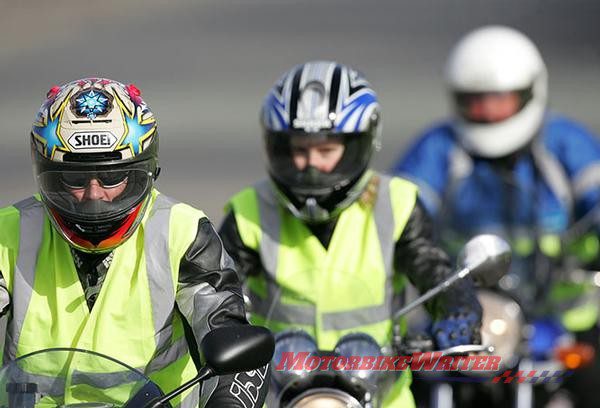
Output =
[
  {"x1": 477, "y1": 289, "x2": 524, "y2": 373},
  {"x1": 288, "y1": 389, "x2": 363, "y2": 408},
  {"x1": 272, "y1": 330, "x2": 318, "y2": 387},
  {"x1": 334, "y1": 332, "x2": 383, "y2": 385}
]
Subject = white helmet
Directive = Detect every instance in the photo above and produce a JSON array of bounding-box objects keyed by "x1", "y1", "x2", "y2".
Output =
[{"x1": 445, "y1": 25, "x2": 548, "y2": 158}]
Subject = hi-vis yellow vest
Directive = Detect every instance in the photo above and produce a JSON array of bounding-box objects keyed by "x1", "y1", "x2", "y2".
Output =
[
  {"x1": 229, "y1": 174, "x2": 418, "y2": 408},
  {"x1": 0, "y1": 190, "x2": 203, "y2": 407},
  {"x1": 227, "y1": 174, "x2": 417, "y2": 351}
]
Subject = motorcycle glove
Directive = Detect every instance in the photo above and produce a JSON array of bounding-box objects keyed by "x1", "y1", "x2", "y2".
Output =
[{"x1": 431, "y1": 309, "x2": 481, "y2": 349}]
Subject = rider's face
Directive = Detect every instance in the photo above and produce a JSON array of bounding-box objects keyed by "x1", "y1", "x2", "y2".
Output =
[
  {"x1": 291, "y1": 138, "x2": 345, "y2": 173},
  {"x1": 459, "y1": 91, "x2": 521, "y2": 123},
  {"x1": 67, "y1": 178, "x2": 128, "y2": 202}
]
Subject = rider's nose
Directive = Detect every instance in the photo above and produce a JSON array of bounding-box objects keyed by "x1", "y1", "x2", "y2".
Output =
[
  {"x1": 83, "y1": 179, "x2": 104, "y2": 200},
  {"x1": 307, "y1": 150, "x2": 326, "y2": 172}
]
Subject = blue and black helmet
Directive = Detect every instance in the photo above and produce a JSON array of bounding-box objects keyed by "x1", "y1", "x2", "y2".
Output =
[{"x1": 261, "y1": 61, "x2": 381, "y2": 222}]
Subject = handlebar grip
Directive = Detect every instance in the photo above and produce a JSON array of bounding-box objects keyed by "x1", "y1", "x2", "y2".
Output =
[
  {"x1": 6, "y1": 382, "x2": 37, "y2": 408},
  {"x1": 396, "y1": 334, "x2": 435, "y2": 354},
  {"x1": 438, "y1": 344, "x2": 495, "y2": 356}
]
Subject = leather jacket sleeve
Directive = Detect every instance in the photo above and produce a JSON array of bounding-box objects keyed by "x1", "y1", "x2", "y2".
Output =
[
  {"x1": 177, "y1": 217, "x2": 269, "y2": 408},
  {"x1": 218, "y1": 211, "x2": 263, "y2": 280},
  {"x1": 0, "y1": 275, "x2": 9, "y2": 317},
  {"x1": 394, "y1": 199, "x2": 482, "y2": 320}
]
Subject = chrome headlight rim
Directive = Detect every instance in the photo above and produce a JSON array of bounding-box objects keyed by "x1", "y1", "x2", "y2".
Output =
[{"x1": 287, "y1": 387, "x2": 364, "y2": 408}]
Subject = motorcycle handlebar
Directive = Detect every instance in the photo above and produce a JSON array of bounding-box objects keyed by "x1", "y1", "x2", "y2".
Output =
[
  {"x1": 395, "y1": 332, "x2": 493, "y2": 356},
  {"x1": 438, "y1": 344, "x2": 495, "y2": 356}
]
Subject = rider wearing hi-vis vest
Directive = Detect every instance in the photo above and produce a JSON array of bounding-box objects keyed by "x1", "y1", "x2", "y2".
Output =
[
  {"x1": 0, "y1": 79, "x2": 268, "y2": 408},
  {"x1": 219, "y1": 61, "x2": 483, "y2": 407}
]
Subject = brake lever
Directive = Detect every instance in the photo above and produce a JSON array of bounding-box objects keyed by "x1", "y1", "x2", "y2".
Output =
[{"x1": 438, "y1": 344, "x2": 494, "y2": 356}]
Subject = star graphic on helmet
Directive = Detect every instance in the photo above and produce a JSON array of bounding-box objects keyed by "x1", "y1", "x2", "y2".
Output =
[
  {"x1": 76, "y1": 90, "x2": 109, "y2": 119},
  {"x1": 32, "y1": 112, "x2": 64, "y2": 158},
  {"x1": 120, "y1": 113, "x2": 156, "y2": 155}
]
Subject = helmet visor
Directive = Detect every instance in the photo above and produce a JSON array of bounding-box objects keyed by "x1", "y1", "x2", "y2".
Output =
[
  {"x1": 453, "y1": 88, "x2": 532, "y2": 124},
  {"x1": 36, "y1": 161, "x2": 155, "y2": 223},
  {"x1": 265, "y1": 130, "x2": 373, "y2": 196}
]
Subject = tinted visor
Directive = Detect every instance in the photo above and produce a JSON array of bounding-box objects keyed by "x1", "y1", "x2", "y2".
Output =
[
  {"x1": 265, "y1": 130, "x2": 374, "y2": 196},
  {"x1": 59, "y1": 170, "x2": 130, "y2": 190},
  {"x1": 37, "y1": 161, "x2": 155, "y2": 224},
  {"x1": 453, "y1": 87, "x2": 533, "y2": 124}
]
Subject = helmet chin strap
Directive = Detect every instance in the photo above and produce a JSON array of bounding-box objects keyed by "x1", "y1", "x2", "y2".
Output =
[{"x1": 277, "y1": 170, "x2": 374, "y2": 224}]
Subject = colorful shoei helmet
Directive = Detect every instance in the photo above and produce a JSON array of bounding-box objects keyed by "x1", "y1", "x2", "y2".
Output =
[
  {"x1": 31, "y1": 78, "x2": 159, "y2": 252},
  {"x1": 445, "y1": 25, "x2": 548, "y2": 158},
  {"x1": 261, "y1": 60, "x2": 381, "y2": 223}
]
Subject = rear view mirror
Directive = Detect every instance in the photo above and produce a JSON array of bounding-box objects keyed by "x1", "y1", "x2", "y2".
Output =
[
  {"x1": 201, "y1": 326, "x2": 275, "y2": 375},
  {"x1": 458, "y1": 234, "x2": 511, "y2": 287}
]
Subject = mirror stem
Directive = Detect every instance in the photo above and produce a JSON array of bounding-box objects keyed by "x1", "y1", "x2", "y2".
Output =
[
  {"x1": 393, "y1": 267, "x2": 470, "y2": 321},
  {"x1": 147, "y1": 366, "x2": 214, "y2": 408}
]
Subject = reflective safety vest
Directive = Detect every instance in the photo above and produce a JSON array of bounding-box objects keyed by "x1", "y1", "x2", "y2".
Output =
[
  {"x1": 227, "y1": 174, "x2": 417, "y2": 350},
  {"x1": 0, "y1": 190, "x2": 203, "y2": 407},
  {"x1": 229, "y1": 174, "x2": 418, "y2": 408}
]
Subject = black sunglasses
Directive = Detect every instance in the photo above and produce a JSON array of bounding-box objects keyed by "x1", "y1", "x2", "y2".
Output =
[{"x1": 60, "y1": 171, "x2": 130, "y2": 189}]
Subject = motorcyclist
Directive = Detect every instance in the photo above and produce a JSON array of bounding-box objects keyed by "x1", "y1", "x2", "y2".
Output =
[
  {"x1": 218, "y1": 61, "x2": 483, "y2": 407},
  {"x1": 391, "y1": 25, "x2": 600, "y2": 406},
  {"x1": 0, "y1": 78, "x2": 269, "y2": 407}
]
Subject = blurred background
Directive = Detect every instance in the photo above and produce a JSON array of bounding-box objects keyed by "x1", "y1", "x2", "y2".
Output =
[{"x1": 1, "y1": 0, "x2": 599, "y2": 223}]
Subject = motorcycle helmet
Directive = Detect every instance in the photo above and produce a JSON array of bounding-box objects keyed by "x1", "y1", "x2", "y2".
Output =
[
  {"x1": 31, "y1": 78, "x2": 159, "y2": 253},
  {"x1": 261, "y1": 60, "x2": 381, "y2": 223},
  {"x1": 445, "y1": 25, "x2": 548, "y2": 158}
]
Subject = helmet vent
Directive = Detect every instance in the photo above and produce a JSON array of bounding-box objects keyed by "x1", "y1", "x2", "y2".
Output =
[
  {"x1": 63, "y1": 151, "x2": 122, "y2": 162},
  {"x1": 71, "y1": 119, "x2": 113, "y2": 124}
]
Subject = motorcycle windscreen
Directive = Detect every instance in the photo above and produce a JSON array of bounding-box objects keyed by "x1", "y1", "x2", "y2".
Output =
[{"x1": 0, "y1": 348, "x2": 165, "y2": 407}]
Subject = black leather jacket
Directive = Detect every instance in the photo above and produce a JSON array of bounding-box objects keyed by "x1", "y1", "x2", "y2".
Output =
[{"x1": 173, "y1": 217, "x2": 270, "y2": 408}]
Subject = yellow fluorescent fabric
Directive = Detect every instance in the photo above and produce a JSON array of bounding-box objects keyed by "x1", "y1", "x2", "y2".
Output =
[
  {"x1": 228, "y1": 175, "x2": 418, "y2": 407},
  {"x1": 0, "y1": 190, "x2": 203, "y2": 407}
]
